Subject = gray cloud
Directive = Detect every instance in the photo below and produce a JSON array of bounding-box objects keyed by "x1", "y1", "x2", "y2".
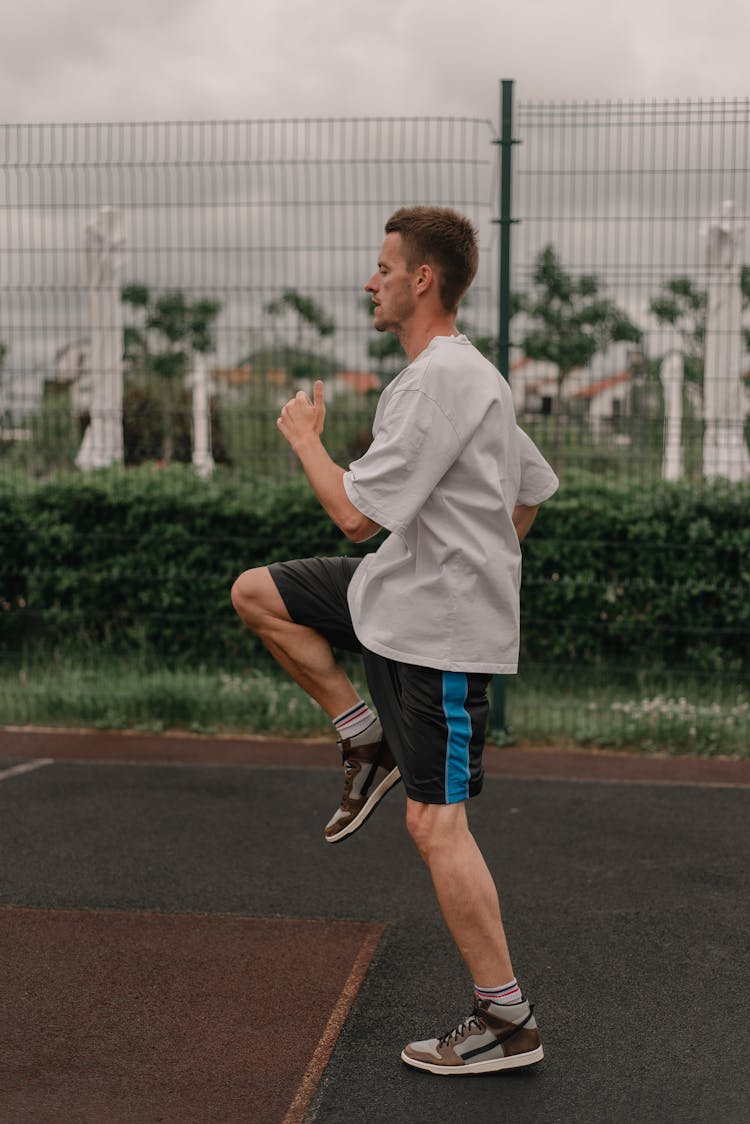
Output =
[{"x1": 1, "y1": 0, "x2": 748, "y2": 125}]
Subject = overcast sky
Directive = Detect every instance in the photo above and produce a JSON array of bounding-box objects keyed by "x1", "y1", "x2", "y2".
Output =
[{"x1": 2, "y1": 0, "x2": 749, "y2": 125}]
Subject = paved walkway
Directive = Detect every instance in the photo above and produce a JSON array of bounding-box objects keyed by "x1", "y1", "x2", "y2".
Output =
[{"x1": 1, "y1": 729, "x2": 748, "y2": 1123}]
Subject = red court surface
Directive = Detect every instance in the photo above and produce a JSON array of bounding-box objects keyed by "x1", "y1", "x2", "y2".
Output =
[
  {"x1": 1, "y1": 726, "x2": 748, "y2": 786},
  {"x1": 1, "y1": 905, "x2": 384, "y2": 1124}
]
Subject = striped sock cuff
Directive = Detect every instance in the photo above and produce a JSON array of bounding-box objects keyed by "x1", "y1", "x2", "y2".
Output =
[
  {"x1": 333, "y1": 701, "x2": 377, "y2": 741},
  {"x1": 474, "y1": 978, "x2": 523, "y2": 1005}
]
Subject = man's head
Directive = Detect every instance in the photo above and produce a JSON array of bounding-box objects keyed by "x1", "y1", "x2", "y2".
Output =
[{"x1": 383, "y1": 206, "x2": 479, "y2": 314}]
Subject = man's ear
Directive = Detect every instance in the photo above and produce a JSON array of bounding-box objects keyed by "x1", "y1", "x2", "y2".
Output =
[{"x1": 414, "y1": 263, "x2": 434, "y2": 294}]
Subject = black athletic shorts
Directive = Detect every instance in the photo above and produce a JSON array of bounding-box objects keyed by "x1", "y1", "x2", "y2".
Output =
[{"x1": 268, "y1": 556, "x2": 491, "y2": 805}]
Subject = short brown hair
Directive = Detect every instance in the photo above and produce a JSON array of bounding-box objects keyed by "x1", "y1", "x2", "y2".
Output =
[{"x1": 384, "y1": 206, "x2": 479, "y2": 313}]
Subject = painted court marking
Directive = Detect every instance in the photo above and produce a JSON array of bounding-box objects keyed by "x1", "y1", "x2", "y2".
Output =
[
  {"x1": 0, "y1": 758, "x2": 53, "y2": 783},
  {"x1": 282, "y1": 925, "x2": 385, "y2": 1124}
]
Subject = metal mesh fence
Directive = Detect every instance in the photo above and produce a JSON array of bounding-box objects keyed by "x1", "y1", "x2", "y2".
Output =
[
  {"x1": 3, "y1": 103, "x2": 749, "y2": 484},
  {"x1": 0, "y1": 117, "x2": 496, "y2": 477},
  {"x1": 508, "y1": 97, "x2": 750, "y2": 748},
  {"x1": 1, "y1": 105, "x2": 748, "y2": 749},
  {"x1": 512, "y1": 97, "x2": 750, "y2": 483}
]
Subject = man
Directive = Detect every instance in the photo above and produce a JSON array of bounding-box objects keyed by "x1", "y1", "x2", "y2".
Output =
[{"x1": 231, "y1": 206, "x2": 558, "y2": 1074}]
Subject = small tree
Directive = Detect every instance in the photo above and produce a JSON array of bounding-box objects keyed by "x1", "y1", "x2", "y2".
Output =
[
  {"x1": 0, "y1": 342, "x2": 7, "y2": 410},
  {"x1": 743, "y1": 267, "x2": 750, "y2": 352},
  {"x1": 515, "y1": 245, "x2": 642, "y2": 460},
  {"x1": 649, "y1": 268, "x2": 750, "y2": 396},
  {"x1": 265, "y1": 289, "x2": 336, "y2": 383},
  {"x1": 121, "y1": 285, "x2": 221, "y2": 464},
  {"x1": 649, "y1": 277, "x2": 708, "y2": 384}
]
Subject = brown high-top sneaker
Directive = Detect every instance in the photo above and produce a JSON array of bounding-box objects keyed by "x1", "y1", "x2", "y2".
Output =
[
  {"x1": 324, "y1": 735, "x2": 401, "y2": 844},
  {"x1": 401, "y1": 997, "x2": 544, "y2": 1074}
]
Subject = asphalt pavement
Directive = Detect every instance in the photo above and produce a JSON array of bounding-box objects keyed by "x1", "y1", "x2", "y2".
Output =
[{"x1": 0, "y1": 732, "x2": 748, "y2": 1124}]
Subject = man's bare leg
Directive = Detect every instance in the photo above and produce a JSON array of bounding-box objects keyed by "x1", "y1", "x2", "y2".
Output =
[
  {"x1": 231, "y1": 566, "x2": 359, "y2": 718},
  {"x1": 405, "y1": 798, "x2": 513, "y2": 984},
  {"x1": 400, "y1": 797, "x2": 542, "y2": 1075},
  {"x1": 231, "y1": 565, "x2": 400, "y2": 843}
]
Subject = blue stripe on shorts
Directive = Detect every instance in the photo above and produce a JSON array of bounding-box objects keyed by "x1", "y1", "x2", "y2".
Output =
[{"x1": 442, "y1": 671, "x2": 471, "y2": 803}]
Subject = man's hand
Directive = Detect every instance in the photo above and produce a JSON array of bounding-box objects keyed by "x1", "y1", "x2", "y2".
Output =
[
  {"x1": 277, "y1": 380, "x2": 326, "y2": 452},
  {"x1": 512, "y1": 503, "x2": 540, "y2": 544},
  {"x1": 274, "y1": 379, "x2": 379, "y2": 541}
]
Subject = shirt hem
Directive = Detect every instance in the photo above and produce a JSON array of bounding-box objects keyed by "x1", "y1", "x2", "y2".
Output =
[{"x1": 354, "y1": 630, "x2": 518, "y2": 675}]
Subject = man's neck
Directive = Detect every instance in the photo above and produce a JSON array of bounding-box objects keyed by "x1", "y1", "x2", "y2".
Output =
[{"x1": 400, "y1": 314, "x2": 458, "y2": 363}]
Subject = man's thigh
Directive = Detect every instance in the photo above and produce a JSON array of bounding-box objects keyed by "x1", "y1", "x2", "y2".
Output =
[{"x1": 268, "y1": 556, "x2": 362, "y2": 653}]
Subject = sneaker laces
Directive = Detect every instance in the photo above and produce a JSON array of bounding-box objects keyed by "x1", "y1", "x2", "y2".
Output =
[{"x1": 438, "y1": 1006, "x2": 483, "y2": 1047}]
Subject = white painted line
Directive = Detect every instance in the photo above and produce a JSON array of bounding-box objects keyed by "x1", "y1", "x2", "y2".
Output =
[{"x1": 0, "y1": 758, "x2": 54, "y2": 783}]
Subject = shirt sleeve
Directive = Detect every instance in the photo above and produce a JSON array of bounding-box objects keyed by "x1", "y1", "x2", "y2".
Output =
[
  {"x1": 515, "y1": 426, "x2": 559, "y2": 505},
  {"x1": 343, "y1": 388, "x2": 461, "y2": 535}
]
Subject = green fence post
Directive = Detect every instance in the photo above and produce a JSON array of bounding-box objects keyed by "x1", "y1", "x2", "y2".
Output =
[
  {"x1": 490, "y1": 676, "x2": 511, "y2": 742},
  {"x1": 490, "y1": 81, "x2": 519, "y2": 746},
  {"x1": 495, "y1": 78, "x2": 519, "y2": 381},
  {"x1": 490, "y1": 78, "x2": 520, "y2": 743}
]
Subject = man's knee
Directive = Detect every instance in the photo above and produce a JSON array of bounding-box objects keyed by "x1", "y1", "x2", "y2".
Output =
[
  {"x1": 231, "y1": 566, "x2": 285, "y2": 632},
  {"x1": 406, "y1": 799, "x2": 466, "y2": 860}
]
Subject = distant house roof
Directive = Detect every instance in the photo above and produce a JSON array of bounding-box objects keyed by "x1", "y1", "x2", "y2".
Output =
[
  {"x1": 525, "y1": 376, "x2": 559, "y2": 395},
  {"x1": 572, "y1": 371, "x2": 630, "y2": 400},
  {"x1": 212, "y1": 364, "x2": 254, "y2": 386},
  {"x1": 510, "y1": 357, "x2": 585, "y2": 395},
  {"x1": 335, "y1": 371, "x2": 381, "y2": 393}
]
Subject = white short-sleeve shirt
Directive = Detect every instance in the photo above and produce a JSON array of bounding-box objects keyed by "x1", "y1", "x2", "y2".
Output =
[{"x1": 343, "y1": 334, "x2": 558, "y2": 674}]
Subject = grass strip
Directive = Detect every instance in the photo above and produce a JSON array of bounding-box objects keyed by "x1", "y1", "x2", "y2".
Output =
[{"x1": 2, "y1": 659, "x2": 748, "y2": 758}]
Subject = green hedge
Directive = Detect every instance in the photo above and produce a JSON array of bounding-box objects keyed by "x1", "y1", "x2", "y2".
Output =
[
  {"x1": 1, "y1": 467, "x2": 380, "y2": 666},
  {"x1": 521, "y1": 473, "x2": 749, "y2": 673},
  {"x1": 2, "y1": 466, "x2": 748, "y2": 673}
]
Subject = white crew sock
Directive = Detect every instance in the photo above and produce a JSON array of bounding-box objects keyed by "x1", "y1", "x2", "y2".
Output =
[
  {"x1": 474, "y1": 978, "x2": 523, "y2": 1005},
  {"x1": 333, "y1": 701, "x2": 380, "y2": 743}
]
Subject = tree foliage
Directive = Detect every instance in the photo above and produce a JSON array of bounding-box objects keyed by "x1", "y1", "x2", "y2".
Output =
[
  {"x1": 265, "y1": 289, "x2": 335, "y2": 341},
  {"x1": 516, "y1": 246, "x2": 642, "y2": 379},
  {"x1": 650, "y1": 267, "x2": 750, "y2": 381},
  {"x1": 121, "y1": 285, "x2": 221, "y2": 464},
  {"x1": 741, "y1": 266, "x2": 750, "y2": 354},
  {"x1": 648, "y1": 277, "x2": 707, "y2": 383},
  {"x1": 264, "y1": 289, "x2": 338, "y2": 384},
  {"x1": 514, "y1": 245, "x2": 642, "y2": 461}
]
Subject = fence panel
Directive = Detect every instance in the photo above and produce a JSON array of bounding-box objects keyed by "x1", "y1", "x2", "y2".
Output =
[
  {"x1": 0, "y1": 117, "x2": 496, "y2": 477},
  {"x1": 508, "y1": 97, "x2": 750, "y2": 750},
  {"x1": 1, "y1": 106, "x2": 747, "y2": 752},
  {"x1": 512, "y1": 97, "x2": 750, "y2": 484}
]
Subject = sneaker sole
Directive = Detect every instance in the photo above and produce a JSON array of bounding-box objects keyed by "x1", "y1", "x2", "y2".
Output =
[
  {"x1": 400, "y1": 1044, "x2": 544, "y2": 1075},
  {"x1": 324, "y1": 767, "x2": 402, "y2": 844}
]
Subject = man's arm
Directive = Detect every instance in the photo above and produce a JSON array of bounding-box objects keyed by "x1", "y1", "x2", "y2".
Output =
[
  {"x1": 277, "y1": 382, "x2": 381, "y2": 543},
  {"x1": 512, "y1": 503, "x2": 539, "y2": 544}
]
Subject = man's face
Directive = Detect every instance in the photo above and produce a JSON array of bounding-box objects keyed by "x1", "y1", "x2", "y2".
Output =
[{"x1": 364, "y1": 232, "x2": 418, "y2": 335}]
